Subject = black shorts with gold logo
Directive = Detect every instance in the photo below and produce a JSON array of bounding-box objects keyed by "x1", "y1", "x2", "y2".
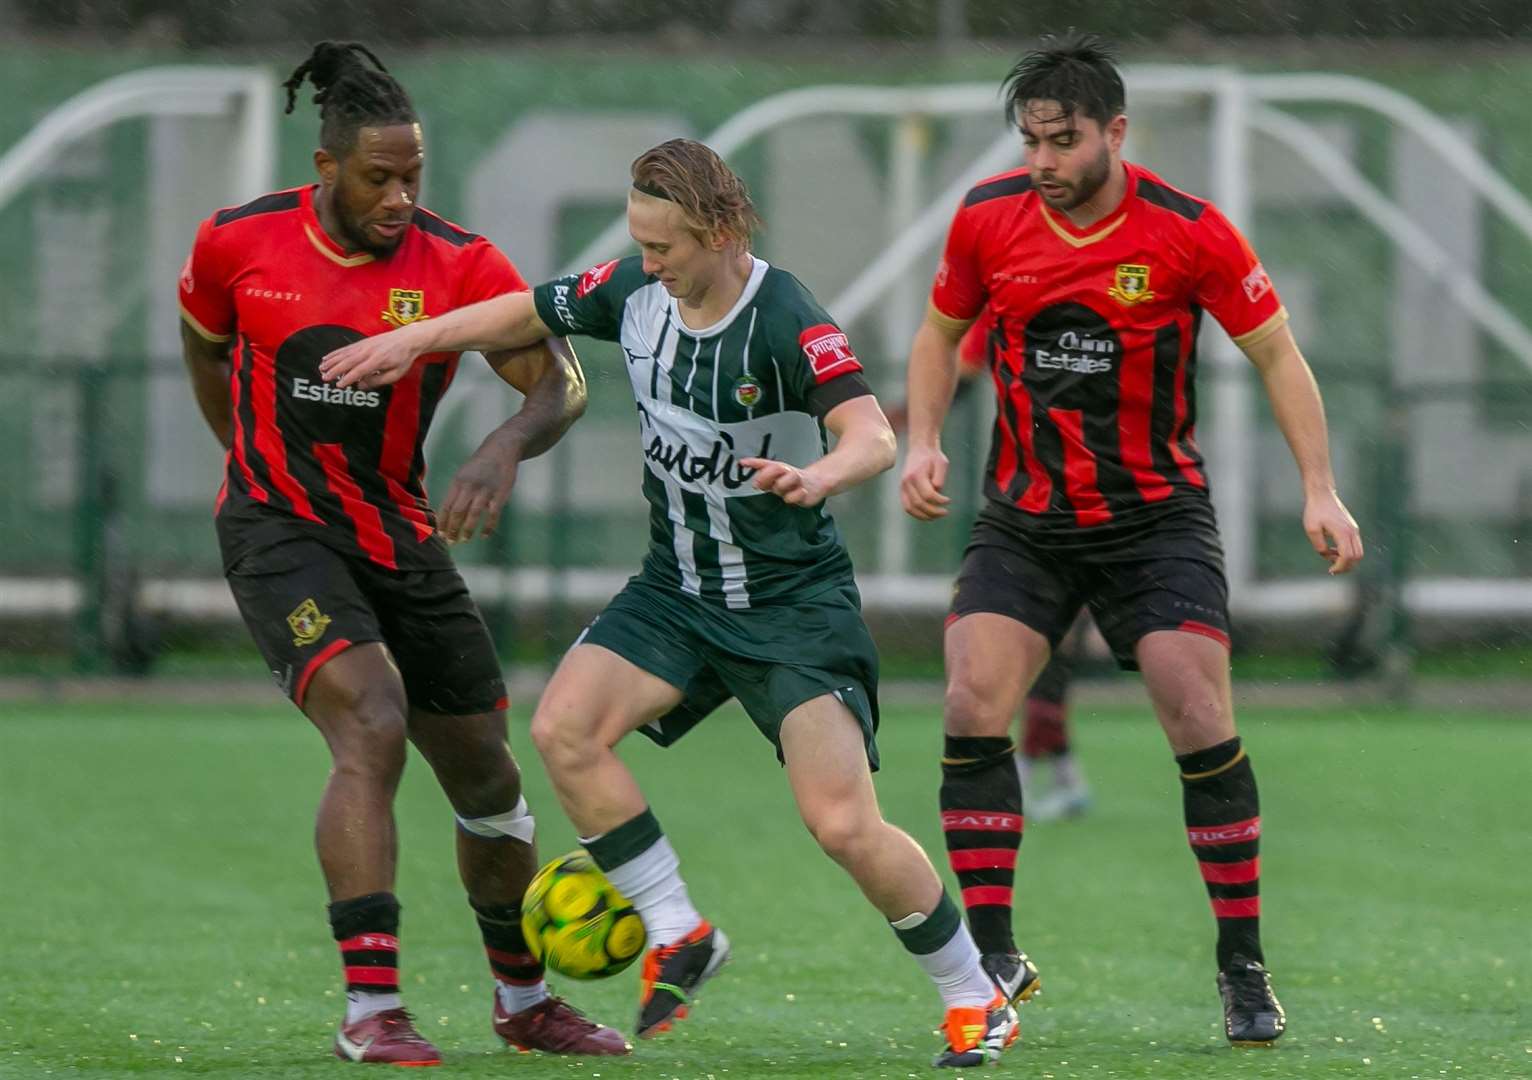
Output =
[
  {"x1": 950, "y1": 500, "x2": 1231, "y2": 671},
  {"x1": 224, "y1": 536, "x2": 506, "y2": 713}
]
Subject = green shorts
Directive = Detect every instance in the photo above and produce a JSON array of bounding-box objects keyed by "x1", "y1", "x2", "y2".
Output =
[{"x1": 576, "y1": 572, "x2": 881, "y2": 770}]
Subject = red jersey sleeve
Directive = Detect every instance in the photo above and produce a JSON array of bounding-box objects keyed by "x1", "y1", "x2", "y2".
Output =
[
  {"x1": 178, "y1": 216, "x2": 235, "y2": 343},
  {"x1": 929, "y1": 203, "x2": 988, "y2": 330},
  {"x1": 1191, "y1": 205, "x2": 1288, "y2": 348},
  {"x1": 454, "y1": 238, "x2": 529, "y2": 309},
  {"x1": 957, "y1": 309, "x2": 994, "y2": 374}
]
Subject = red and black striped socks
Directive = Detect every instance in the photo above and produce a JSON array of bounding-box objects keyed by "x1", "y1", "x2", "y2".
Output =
[
  {"x1": 939, "y1": 735, "x2": 1023, "y2": 955},
  {"x1": 471, "y1": 898, "x2": 548, "y2": 1014},
  {"x1": 329, "y1": 892, "x2": 403, "y2": 1021},
  {"x1": 1177, "y1": 736, "x2": 1264, "y2": 969}
]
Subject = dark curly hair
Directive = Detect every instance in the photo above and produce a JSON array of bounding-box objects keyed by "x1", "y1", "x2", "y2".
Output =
[{"x1": 1001, "y1": 32, "x2": 1126, "y2": 128}]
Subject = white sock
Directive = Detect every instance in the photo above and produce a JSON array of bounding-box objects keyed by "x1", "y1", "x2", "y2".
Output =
[
  {"x1": 894, "y1": 914, "x2": 995, "y2": 1009},
  {"x1": 1015, "y1": 751, "x2": 1033, "y2": 793},
  {"x1": 495, "y1": 979, "x2": 549, "y2": 1015},
  {"x1": 594, "y1": 833, "x2": 701, "y2": 948},
  {"x1": 1053, "y1": 753, "x2": 1084, "y2": 791},
  {"x1": 345, "y1": 990, "x2": 403, "y2": 1023}
]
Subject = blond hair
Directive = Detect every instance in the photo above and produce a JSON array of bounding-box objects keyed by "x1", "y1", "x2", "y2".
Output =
[{"x1": 630, "y1": 138, "x2": 762, "y2": 248}]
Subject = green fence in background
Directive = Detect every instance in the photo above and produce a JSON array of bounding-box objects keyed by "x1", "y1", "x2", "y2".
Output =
[
  {"x1": 8, "y1": 44, "x2": 1532, "y2": 359},
  {"x1": 7, "y1": 357, "x2": 1527, "y2": 682},
  {"x1": 5, "y1": 44, "x2": 1532, "y2": 682}
]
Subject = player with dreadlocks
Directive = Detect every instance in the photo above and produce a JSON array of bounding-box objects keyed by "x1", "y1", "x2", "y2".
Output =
[{"x1": 178, "y1": 42, "x2": 627, "y2": 1065}]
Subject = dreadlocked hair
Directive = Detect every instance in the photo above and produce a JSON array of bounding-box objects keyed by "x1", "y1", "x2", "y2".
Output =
[
  {"x1": 282, "y1": 41, "x2": 417, "y2": 156},
  {"x1": 1001, "y1": 31, "x2": 1125, "y2": 128}
]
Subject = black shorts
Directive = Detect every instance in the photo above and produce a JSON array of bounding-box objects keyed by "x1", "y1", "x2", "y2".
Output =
[
  {"x1": 949, "y1": 509, "x2": 1230, "y2": 671},
  {"x1": 225, "y1": 537, "x2": 506, "y2": 714}
]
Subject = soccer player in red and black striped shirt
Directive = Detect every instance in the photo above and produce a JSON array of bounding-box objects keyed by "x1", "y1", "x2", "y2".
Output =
[
  {"x1": 178, "y1": 42, "x2": 625, "y2": 1064},
  {"x1": 901, "y1": 34, "x2": 1364, "y2": 1046}
]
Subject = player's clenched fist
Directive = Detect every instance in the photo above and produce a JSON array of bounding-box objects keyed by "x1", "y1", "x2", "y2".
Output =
[{"x1": 900, "y1": 444, "x2": 951, "y2": 521}]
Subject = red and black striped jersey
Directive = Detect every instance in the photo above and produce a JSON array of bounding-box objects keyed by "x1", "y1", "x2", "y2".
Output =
[
  {"x1": 179, "y1": 185, "x2": 526, "y2": 571},
  {"x1": 957, "y1": 308, "x2": 994, "y2": 376},
  {"x1": 930, "y1": 161, "x2": 1287, "y2": 541}
]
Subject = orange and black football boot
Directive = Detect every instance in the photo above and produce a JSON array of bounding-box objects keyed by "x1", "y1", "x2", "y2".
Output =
[{"x1": 635, "y1": 920, "x2": 731, "y2": 1038}]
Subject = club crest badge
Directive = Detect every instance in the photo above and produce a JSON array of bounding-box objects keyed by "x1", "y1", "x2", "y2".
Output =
[
  {"x1": 733, "y1": 375, "x2": 764, "y2": 408},
  {"x1": 381, "y1": 288, "x2": 429, "y2": 327},
  {"x1": 1108, "y1": 264, "x2": 1155, "y2": 306},
  {"x1": 287, "y1": 598, "x2": 332, "y2": 647}
]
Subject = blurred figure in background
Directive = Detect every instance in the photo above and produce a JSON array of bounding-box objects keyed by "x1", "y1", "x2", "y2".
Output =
[
  {"x1": 887, "y1": 311, "x2": 1093, "y2": 823},
  {"x1": 1015, "y1": 611, "x2": 1092, "y2": 821}
]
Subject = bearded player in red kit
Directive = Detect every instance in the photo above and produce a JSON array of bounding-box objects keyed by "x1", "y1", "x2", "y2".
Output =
[{"x1": 901, "y1": 33, "x2": 1363, "y2": 1047}]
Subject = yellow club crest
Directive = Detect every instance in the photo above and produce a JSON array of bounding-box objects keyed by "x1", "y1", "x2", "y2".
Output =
[
  {"x1": 287, "y1": 598, "x2": 332, "y2": 647},
  {"x1": 381, "y1": 288, "x2": 429, "y2": 327},
  {"x1": 1108, "y1": 263, "x2": 1155, "y2": 306}
]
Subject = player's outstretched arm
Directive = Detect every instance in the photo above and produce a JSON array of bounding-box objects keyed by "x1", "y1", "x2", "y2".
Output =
[
  {"x1": 180, "y1": 319, "x2": 234, "y2": 450},
  {"x1": 319, "y1": 290, "x2": 553, "y2": 390},
  {"x1": 1243, "y1": 324, "x2": 1364, "y2": 574},
  {"x1": 899, "y1": 314, "x2": 967, "y2": 521},
  {"x1": 436, "y1": 337, "x2": 588, "y2": 544},
  {"x1": 740, "y1": 395, "x2": 896, "y2": 509}
]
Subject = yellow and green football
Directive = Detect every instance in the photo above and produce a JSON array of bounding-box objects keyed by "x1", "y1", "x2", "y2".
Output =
[{"x1": 521, "y1": 851, "x2": 647, "y2": 980}]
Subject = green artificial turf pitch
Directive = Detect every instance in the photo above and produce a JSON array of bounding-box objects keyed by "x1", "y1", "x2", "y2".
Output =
[{"x1": 1, "y1": 701, "x2": 1528, "y2": 1078}]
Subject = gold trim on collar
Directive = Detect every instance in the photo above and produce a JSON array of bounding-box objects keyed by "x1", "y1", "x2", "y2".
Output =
[
  {"x1": 305, "y1": 224, "x2": 374, "y2": 267},
  {"x1": 1038, "y1": 203, "x2": 1128, "y2": 249}
]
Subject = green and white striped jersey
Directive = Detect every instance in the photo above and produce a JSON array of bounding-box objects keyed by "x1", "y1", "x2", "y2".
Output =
[{"x1": 532, "y1": 255, "x2": 870, "y2": 607}]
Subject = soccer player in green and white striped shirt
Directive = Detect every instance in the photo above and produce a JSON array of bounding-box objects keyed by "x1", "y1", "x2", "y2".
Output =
[{"x1": 322, "y1": 139, "x2": 1018, "y2": 1068}]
